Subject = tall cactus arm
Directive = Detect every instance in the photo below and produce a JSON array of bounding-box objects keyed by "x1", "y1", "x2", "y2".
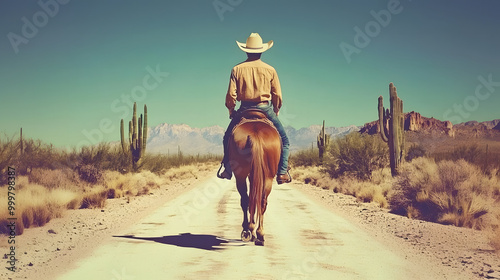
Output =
[
  {"x1": 378, "y1": 96, "x2": 389, "y2": 142},
  {"x1": 120, "y1": 119, "x2": 127, "y2": 153},
  {"x1": 20, "y1": 127, "x2": 23, "y2": 154},
  {"x1": 143, "y1": 104, "x2": 148, "y2": 152},
  {"x1": 128, "y1": 120, "x2": 133, "y2": 151},
  {"x1": 132, "y1": 102, "x2": 137, "y2": 150},
  {"x1": 389, "y1": 83, "x2": 398, "y2": 150},
  {"x1": 138, "y1": 114, "x2": 143, "y2": 159}
]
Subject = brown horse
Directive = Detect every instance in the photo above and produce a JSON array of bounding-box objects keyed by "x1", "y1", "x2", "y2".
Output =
[{"x1": 228, "y1": 111, "x2": 281, "y2": 246}]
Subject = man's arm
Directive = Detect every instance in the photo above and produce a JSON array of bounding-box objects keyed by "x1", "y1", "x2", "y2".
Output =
[
  {"x1": 271, "y1": 70, "x2": 282, "y2": 115},
  {"x1": 225, "y1": 69, "x2": 237, "y2": 118}
]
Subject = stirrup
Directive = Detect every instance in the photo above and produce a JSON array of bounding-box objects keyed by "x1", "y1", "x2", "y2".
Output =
[{"x1": 277, "y1": 169, "x2": 292, "y2": 184}]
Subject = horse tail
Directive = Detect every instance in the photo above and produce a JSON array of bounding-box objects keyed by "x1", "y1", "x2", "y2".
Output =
[{"x1": 248, "y1": 134, "x2": 267, "y2": 224}]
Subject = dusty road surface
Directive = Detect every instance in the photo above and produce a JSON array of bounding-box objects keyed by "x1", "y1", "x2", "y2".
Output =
[{"x1": 56, "y1": 178, "x2": 458, "y2": 280}]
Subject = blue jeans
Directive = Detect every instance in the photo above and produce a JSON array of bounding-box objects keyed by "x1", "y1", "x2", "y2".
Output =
[{"x1": 222, "y1": 102, "x2": 290, "y2": 175}]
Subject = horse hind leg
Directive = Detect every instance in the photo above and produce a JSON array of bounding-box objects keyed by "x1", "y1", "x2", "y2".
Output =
[
  {"x1": 248, "y1": 199, "x2": 257, "y2": 242},
  {"x1": 255, "y1": 206, "x2": 265, "y2": 246},
  {"x1": 247, "y1": 183, "x2": 258, "y2": 242},
  {"x1": 255, "y1": 177, "x2": 273, "y2": 246},
  {"x1": 236, "y1": 177, "x2": 252, "y2": 242}
]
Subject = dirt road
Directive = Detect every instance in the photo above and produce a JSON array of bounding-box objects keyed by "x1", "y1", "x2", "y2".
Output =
[{"x1": 56, "y1": 178, "x2": 456, "y2": 280}]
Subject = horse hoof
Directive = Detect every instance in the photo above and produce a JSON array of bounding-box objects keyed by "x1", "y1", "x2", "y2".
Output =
[
  {"x1": 254, "y1": 239, "x2": 265, "y2": 246},
  {"x1": 241, "y1": 230, "x2": 252, "y2": 242}
]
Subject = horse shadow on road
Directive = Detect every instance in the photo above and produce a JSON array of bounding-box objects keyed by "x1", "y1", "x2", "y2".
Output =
[{"x1": 113, "y1": 233, "x2": 246, "y2": 251}]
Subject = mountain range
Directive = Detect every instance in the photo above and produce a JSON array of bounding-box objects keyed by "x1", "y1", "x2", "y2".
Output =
[
  {"x1": 146, "y1": 123, "x2": 360, "y2": 155},
  {"x1": 145, "y1": 112, "x2": 500, "y2": 155}
]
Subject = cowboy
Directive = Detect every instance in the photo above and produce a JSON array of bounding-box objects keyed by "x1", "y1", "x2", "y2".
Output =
[{"x1": 218, "y1": 33, "x2": 291, "y2": 184}]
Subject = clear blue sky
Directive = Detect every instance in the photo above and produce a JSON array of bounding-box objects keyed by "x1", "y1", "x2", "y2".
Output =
[{"x1": 1, "y1": 0, "x2": 499, "y2": 148}]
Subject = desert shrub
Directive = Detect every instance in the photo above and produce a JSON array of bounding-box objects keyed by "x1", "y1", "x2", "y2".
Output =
[
  {"x1": 28, "y1": 168, "x2": 79, "y2": 189},
  {"x1": 19, "y1": 138, "x2": 61, "y2": 172},
  {"x1": 451, "y1": 144, "x2": 480, "y2": 163},
  {"x1": 77, "y1": 143, "x2": 131, "y2": 172},
  {"x1": 290, "y1": 148, "x2": 320, "y2": 167},
  {"x1": 389, "y1": 157, "x2": 500, "y2": 229},
  {"x1": 0, "y1": 136, "x2": 17, "y2": 184},
  {"x1": 324, "y1": 132, "x2": 388, "y2": 180},
  {"x1": 430, "y1": 143, "x2": 500, "y2": 176},
  {"x1": 406, "y1": 144, "x2": 426, "y2": 162},
  {"x1": 77, "y1": 164, "x2": 103, "y2": 184}
]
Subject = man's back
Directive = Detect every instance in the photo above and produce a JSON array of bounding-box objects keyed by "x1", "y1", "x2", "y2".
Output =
[{"x1": 226, "y1": 58, "x2": 282, "y2": 113}]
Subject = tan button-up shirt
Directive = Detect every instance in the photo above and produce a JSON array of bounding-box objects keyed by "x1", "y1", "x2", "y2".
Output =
[{"x1": 225, "y1": 59, "x2": 282, "y2": 115}]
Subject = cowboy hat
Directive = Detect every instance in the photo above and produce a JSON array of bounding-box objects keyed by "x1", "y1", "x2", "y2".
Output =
[{"x1": 236, "y1": 33, "x2": 273, "y2": 53}]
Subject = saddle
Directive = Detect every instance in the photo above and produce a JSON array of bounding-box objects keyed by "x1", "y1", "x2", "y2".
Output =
[{"x1": 231, "y1": 108, "x2": 277, "y2": 133}]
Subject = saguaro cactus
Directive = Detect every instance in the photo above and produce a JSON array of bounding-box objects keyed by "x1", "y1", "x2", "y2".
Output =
[
  {"x1": 19, "y1": 127, "x2": 27, "y2": 174},
  {"x1": 317, "y1": 120, "x2": 330, "y2": 163},
  {"x1": 378, "y1": 83, "x2": 404, "y2": 176},
  {"x1": 120, "y1": 102, "x2": 148, "y2": 171}
]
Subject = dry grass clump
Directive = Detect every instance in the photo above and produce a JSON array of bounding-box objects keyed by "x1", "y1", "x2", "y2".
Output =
[
  {"x1": 292, "y1": 165, "x2": 323, "y2": 185},
  {"x1": 389, "y1": 157, "x2": 500, "y2": 230},
  {"x1": 0, "y1": 183, "x2": 79, "y2": 235},
  {"x1": 335, "y1": 176, "x2": 391, "y2": 208},
  {"x1": 80, "y1": 186, "x2": 108, "y2": 209},
  {"x1": 294, "y1": 165, "x2": 393, "y2": 208},
  {"x1": 195, "y1": 162, "x2": 220, "y2": 172},
  {"x1": 163, "y1": 165, "x2": 198, "y2": 181},
  {"x1": 104, "y1": 170, "x2": 163, "y2": 197}
]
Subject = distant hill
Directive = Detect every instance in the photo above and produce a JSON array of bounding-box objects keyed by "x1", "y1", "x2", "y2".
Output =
[
  {"x1": 146, "y1": 123, "x2": 360, "y2": 155},
  {"x1": 359, "y1": 111, "x2": 454, "y2": 136},
  {"x1": 359, "y1": 111, "x2": 500, "y2": 153},
  {"x1": 456, "y1": 119, "x2": 500, "y2": 129}
]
